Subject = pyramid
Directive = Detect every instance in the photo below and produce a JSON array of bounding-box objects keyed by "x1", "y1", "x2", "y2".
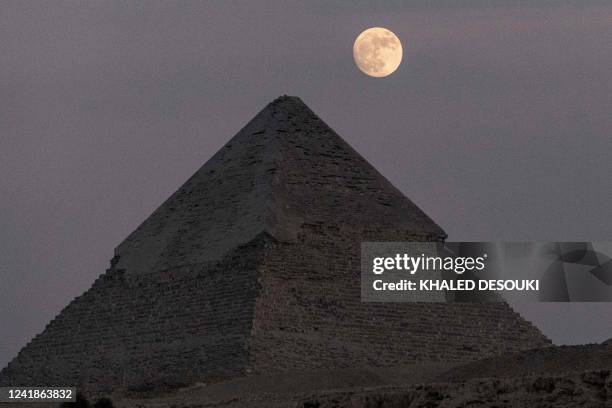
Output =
[{"x1": 0, "y1": 96, "x2": 550, "y2": 395}]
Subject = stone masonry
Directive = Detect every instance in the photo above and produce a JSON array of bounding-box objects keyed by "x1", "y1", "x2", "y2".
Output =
[{"x1": 0, "y1": 96, "x2": 551, "y2": 395}]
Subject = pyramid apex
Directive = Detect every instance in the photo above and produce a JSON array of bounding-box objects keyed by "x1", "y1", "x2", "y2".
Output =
[
  {"x1": 272, "y1": 94, "x2": 303, "y2": 103},
  {"x1": 266, "y1": 95, "x2": 306, "y2": 110}
]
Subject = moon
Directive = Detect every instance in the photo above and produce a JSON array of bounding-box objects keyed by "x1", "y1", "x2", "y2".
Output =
[{"x1": 353, "y1": 27, "x2": 403, "y2": 78}]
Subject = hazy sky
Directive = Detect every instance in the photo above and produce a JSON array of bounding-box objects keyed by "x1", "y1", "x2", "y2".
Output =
[{"x1": 1, "y1": 1, "x2": 611, "y2": 368}]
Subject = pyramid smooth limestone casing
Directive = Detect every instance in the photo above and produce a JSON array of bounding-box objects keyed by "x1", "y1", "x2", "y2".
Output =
[
  {"x1": 0, "y1": 96, "x2": 550, "y2": 395},
  {"x1": 114, "y1": 96, "x2": 446, "y2": 276}
]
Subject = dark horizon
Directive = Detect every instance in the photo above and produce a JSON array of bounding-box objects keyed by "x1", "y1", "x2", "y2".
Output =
[{"x1": 1, "y1": 1, "x2": 611, "y2": 368}]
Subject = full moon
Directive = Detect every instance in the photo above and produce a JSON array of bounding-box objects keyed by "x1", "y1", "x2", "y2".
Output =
[{"x1": 353, "y1": 27, "x2": 403, "y2": 78}]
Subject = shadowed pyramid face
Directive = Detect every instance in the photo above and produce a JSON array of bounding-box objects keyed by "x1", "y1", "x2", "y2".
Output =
[
  {"x1": 114, "y1": 95, "x2": 446, "y2": 277},
  {"x1": 0, "y1": 96, "x2": 549, "y2": 395}
]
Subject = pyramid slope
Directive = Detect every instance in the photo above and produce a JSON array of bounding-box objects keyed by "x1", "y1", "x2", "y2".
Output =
[
  {"x1": 0, "y1": 237, "x2": 267, "y2": 393},
  {"x1": 115, "y1": 96, "x2": 445, "y2": 276}
]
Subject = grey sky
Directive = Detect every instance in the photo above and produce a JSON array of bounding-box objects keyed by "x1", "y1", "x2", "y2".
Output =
[{"x1": 1, "y1": 1, "x2": 611, "y2": 368}]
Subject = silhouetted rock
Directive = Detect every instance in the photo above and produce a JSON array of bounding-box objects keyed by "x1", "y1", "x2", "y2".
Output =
[{"x1": 92, "y1": 397, "x2": 113, "y2": 408}]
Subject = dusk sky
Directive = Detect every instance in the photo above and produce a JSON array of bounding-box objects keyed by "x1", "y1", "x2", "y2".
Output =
[{"x1": 1, "y1": 1, "x2": 611, "y2": 367}]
